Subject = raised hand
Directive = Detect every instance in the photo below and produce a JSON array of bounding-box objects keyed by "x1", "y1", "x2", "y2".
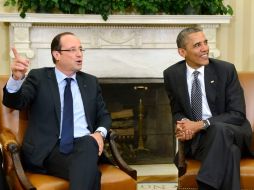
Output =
[{"x1": 11, "y1": 48, "x2": 30, "y2": 80}]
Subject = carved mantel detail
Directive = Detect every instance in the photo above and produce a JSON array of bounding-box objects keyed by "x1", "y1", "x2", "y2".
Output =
[
  {"x1": 11, "y1": 22, "x2": 34, "y2": 58},
  {"x1": 0, "y1": 13, "x2": 231, "y2": 78}
]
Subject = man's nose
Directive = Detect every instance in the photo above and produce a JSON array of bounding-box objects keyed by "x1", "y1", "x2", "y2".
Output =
[{"x1": 201, "y1": 43, "x2": 209, "y2": 51}]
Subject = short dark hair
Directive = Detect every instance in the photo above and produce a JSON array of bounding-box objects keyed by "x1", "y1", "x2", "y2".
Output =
[
  {"x1": 176, "y1": 27, "x2": 203, "y2": 49},
  {"x1": 51, "y1": 32, "x2": 75, "y2": 64}
]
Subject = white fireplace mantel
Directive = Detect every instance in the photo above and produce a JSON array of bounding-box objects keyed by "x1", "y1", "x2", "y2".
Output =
[
  {"x1": 0, "y1": 13, "x2": 231, "y2": 24},
  {"x1": 0, "y1": 13, "x2": 231, "y2": 79}
]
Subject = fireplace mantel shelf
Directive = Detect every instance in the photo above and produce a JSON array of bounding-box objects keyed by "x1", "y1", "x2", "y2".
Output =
[{"x1": 0, "y1": 13, "x2": 231, "y2": 25}]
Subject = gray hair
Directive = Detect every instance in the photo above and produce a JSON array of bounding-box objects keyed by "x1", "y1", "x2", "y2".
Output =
[{"x1": 176, "y1": 27, "x2": 203, "y2": 48}]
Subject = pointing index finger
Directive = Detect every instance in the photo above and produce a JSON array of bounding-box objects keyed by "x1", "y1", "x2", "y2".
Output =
[{"x1": 11, "y1": 47, "x2": 20, "y2": 59}]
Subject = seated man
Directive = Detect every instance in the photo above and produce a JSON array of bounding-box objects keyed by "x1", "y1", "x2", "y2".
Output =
[
  {"x1": 2, "y1": 32, "x2": 111, "y2": 190},
  {"x1": 163, "y1": 27, "x2": 253, "y2": 190}
]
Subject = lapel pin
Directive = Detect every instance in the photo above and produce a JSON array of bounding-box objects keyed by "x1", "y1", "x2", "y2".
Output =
[{"x1": 210, "y1": 80, "x2": 215, "y2": 84}]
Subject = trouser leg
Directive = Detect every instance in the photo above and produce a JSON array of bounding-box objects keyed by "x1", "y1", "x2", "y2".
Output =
[
  {"x1": 69, "y1": 136, "x2": 100, "y2": 190},
  {"x1": 193, "y1": 122, "x2": 243, "y2": 190},
  {"x1": 44, "y1": 135, "x2": 100, "y2": 190},
  {"x1": 0, "y1": 149, "x2": 9, "y2": 190},
  {"x1": 198, "y1": 181, "x2": 216, "y2": 190},
  {"x1": 220, "y1": 144, "x2": 241, "y2": 190}
]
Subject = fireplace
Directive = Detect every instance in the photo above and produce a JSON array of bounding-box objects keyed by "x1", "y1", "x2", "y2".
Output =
[{"x1": 100, "y1": 80, "x2": 174, "y2": 164}]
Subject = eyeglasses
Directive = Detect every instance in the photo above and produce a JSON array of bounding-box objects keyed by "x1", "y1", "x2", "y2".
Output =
[{"x1": 57, "y1": 48, "x2": 85, "y2": 53}]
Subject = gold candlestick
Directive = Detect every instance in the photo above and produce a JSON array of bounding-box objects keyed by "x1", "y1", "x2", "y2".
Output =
[{"x1": 134, "y1": 86, "x2": 149, "y2": 152}]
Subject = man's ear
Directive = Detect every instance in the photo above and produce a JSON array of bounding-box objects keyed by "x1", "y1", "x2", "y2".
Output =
[
  {"x1": 52, "y1": 51, "x2": 60, "y2": 61},
  {"x1": 178, "y1": 48, "x2": 186, "y2": 58}
]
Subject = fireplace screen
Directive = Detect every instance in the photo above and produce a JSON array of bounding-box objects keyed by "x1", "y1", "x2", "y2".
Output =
[{"x1": 101, "y1": 82, "x2": 175, "y2": 164}]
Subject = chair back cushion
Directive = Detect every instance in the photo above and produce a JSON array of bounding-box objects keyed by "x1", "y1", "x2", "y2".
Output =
[
  {"x1": 238, "y1": 72, "x2": 254, "y2": 151},
  {"x1": 0, "y1": 76, "x2": 27, "y2": 144}
]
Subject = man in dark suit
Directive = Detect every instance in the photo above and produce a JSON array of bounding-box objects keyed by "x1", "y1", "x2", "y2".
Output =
[
  {"x1": 163, "y1": 27, "x2": 252, "y2": 190},
  {"x1": 2, "y1": 32, "x2": 111, "y2": 190}
]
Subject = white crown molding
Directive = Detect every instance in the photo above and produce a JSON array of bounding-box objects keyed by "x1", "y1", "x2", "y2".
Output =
[{"x1": 0, "y1": 13, "x2": 231, "y2": 24}]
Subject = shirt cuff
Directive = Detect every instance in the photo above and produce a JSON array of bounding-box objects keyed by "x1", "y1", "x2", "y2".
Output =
[
  {"x1": 6, "y1": 76, "x2": 25, "y2": 93},
  {"x1": 96, "y1": 127, "x2": 107, "y2": 138}
]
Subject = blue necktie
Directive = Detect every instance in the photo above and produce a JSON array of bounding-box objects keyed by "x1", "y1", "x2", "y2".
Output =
[
  {"x1": 191, "y1": 71, "x2": 202, "y2": 154},
  {"x1": 60, "y1": 78, "x2": 74, "y2": 154}
]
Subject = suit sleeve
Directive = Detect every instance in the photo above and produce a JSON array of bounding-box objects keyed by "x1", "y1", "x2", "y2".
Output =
[
  {"x1": 94, "y1": 79, "x2": 112, "y2": 132},
  {"x1": 3, "y1": 70, "x2": 38, "y2": 110},
  {"x1": 163, "y1": 69, "x2": 188, "y2": 123}
]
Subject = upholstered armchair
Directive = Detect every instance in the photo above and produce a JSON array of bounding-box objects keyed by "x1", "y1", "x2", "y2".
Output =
[
  {"x1": 0, "y1": 76, "x2": 137, "y2": 190},
  {"x1": 177, "y1": 72, "x2": 254, "y2": 190}
]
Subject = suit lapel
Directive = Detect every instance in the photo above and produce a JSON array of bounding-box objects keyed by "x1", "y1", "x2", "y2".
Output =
[
  {"x1": 176, "y1": 63, "x2": 193, "y2": 117},
  {"x1": 204, "y1": 63, "x2": 217, "y2": 113},
  {"x1": 76, "y1": 73, "x2": 92, "y2": 132},
  {"x1": 47, "y1": 69, "x2": 61, "y2": 126}
]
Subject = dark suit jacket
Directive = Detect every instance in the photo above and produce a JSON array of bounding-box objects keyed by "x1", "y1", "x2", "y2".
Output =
[
  {"x1": 163, "y1": 58, "x2": 252, "y2": 155},
  {"x1": 2, "y1": 68, "x2": 111, "y2": 169}
]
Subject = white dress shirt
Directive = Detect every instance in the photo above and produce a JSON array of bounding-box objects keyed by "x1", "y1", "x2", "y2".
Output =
[{"x1": 186, "y1": 63, "x2": 212, "y2": 120}]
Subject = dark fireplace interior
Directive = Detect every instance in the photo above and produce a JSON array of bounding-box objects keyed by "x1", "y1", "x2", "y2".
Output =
[{"x1": 100, "y1": 80, "x2": 175, "y2": 165}]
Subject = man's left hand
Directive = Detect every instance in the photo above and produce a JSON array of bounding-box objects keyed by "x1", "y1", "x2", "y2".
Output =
[{"x1": 90, "y1": 132, "x2": 104, "y2": 156}]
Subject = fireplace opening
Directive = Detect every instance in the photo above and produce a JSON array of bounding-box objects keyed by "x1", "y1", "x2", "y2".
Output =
[{"x1": 100, "y1": 81, "x2": 175, "y2": 165}]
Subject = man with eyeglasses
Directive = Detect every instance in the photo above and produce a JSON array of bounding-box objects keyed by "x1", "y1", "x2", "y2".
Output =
[{"x1": 2, "y1": 32, "x2": 111, "y2": 190}]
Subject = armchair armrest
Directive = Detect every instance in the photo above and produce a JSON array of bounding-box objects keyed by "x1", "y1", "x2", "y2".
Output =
[
  {"x1": 178, "y1": 140, "x2": 187, "y2": 177},
  {"x1": 0, "y1": 130, "x2": 36, "y2": 190},
  {"x1": 108, "y1": 130, "x2": 137, "y2": 180}
]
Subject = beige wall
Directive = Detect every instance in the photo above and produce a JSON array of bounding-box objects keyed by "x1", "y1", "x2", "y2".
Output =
[
  {"x1": 0, "y1": 0, "x2": 16, "y2": 75},
  {"x1": 0, "y1": 0, "x2": 253, "y2": 74},
  {"x1": 218, "y1": 0, "x2": 254, "y2": 71}
]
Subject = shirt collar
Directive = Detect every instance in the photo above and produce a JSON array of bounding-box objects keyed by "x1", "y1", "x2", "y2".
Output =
[
  {"x1": 54, "y1": 67, "x2": 77, "y2": 84},
  {"x1": 186, "y1": 62, "x2": 205, "y2": 77}
]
